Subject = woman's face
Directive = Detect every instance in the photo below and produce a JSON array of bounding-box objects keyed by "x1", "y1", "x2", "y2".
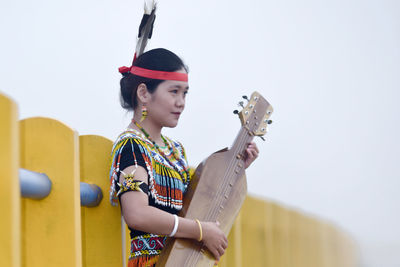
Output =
[{"x1": 146, "y1": 70, "x2": 189, "y2": 128}]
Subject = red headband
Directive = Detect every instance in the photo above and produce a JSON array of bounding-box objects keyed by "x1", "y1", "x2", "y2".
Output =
[{"x1": 118, "y1": 66, "x2": 188, "y2": 82}]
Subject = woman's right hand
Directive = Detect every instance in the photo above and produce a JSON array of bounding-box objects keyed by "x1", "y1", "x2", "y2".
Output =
[{"x1": 200, "y1": 221, "x2": 228, "y2": 260}]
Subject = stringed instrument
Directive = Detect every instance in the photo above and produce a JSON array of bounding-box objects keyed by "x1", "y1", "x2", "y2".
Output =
[{"x1": 156, "y1": 91, "x2": 273, "y2": 267}]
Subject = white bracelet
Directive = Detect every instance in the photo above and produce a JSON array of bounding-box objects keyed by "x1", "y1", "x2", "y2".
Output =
[{"x1": 169, "y1": 214, "x2": 179, "y2": 237}]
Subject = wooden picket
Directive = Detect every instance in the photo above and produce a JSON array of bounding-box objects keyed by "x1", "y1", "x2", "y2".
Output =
[
  {"x1": 264, "y1": 201, "x2": 277, "y2": 267},
  {"x1": 19, "y1": 117, "x2": 81, "y2": 267},
  {"x1": 79, "y1": 135, "x2": 123, "y2": 266},
  {"x1": 0, "y1": 93, "x2": 21, "y2": 267},
  {"x1": 274, "y1": 203, "x2": 291, "y2": 267},
  {"x1": 240, "y1": 196, "x2": 270, "y2": 267},
  {"x1": 289, "y1": 210, "x2": 307, "y2": 267}
]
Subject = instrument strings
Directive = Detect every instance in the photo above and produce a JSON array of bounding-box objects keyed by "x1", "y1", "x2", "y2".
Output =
[{"x1": 186, "y1": 126, "x2": 251, "y2": 266}]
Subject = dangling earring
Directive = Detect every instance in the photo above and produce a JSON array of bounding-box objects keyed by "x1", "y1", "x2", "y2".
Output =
[{"x1": 140, "y1": 104, "x2": 148, "y2": 122}]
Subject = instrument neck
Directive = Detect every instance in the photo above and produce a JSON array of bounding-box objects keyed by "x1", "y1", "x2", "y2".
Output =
[{"x1": 231, "y1": 126, "x2": 253, "y2": 159}]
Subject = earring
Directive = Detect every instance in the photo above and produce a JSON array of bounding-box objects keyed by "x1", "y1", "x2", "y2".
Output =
[{"x1": 140, "y1": 104, "x2": 148, "y2": 122}]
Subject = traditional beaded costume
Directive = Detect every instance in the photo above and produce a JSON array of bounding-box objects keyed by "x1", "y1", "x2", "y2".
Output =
[{"x1": 109, "y1": 129, "x2": 191, "y2": 266}]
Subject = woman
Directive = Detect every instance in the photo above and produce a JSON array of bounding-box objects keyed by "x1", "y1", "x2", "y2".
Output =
[{"x1": 109, "y1": 48, "x2": 259, "y2": 266}]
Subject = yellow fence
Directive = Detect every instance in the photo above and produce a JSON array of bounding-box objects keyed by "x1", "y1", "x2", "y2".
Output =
[{"x1": 0, "y1": 92, "x2": 357, "y2": 267}]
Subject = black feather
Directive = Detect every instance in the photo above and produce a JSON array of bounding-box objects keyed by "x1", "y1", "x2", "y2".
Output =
[{"x1": 137, "y1": 9, "x2": 156, "y2": 39}]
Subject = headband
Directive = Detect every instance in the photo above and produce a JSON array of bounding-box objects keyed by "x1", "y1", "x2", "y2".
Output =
[
  {"x1": 118, "y1": 66, "x2": 188, "y2": 82},
  {"x1": 118, "y1": 3, "x2": 188, "y2": 82}
]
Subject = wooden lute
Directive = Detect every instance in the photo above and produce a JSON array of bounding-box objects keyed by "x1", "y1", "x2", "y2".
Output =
[{"x1": 156, "y1": 92, "x2": 273, "y2": 267}]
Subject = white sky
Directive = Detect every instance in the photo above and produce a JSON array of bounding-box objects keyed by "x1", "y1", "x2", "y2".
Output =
[{"x1": 1, "y1": 0, "x2": 399, "y2": 266}]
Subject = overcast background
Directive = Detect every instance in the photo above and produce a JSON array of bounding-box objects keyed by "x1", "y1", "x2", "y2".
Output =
[{"x1": 1, "y1": 0, "x2": 399, "y2": 266}]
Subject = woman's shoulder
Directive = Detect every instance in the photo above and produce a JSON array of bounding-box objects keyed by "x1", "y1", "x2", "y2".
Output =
[
  {"x1": 111, "y1": 129, "x2": 152, "y2": 153},
  {"x1": 115, "y1": 128, "x2": 144, "y2": 142}
]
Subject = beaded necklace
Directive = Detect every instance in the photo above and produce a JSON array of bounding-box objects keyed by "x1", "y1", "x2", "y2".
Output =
[{"x1": 131, "y1": 119, "x2": 189, "y2": 183}]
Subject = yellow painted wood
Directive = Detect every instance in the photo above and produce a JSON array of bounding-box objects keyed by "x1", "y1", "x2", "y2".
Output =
[
  {"x1": 323, "y1": 222, "x2": 339, "y2": 267},
  {"x1": 19, "y1": 117, "x2": 81, "y2": 267},
  {"x1": 264, "y1": 201, "x2": 276, "y2": 267},
  {"x1": 302, "y1": 214, "x2": 316, "y2": 267},
  {"x1": 220, "y1": 195, "x2": 360, "y2": 267},
  {"x1": 340, "y1": 234, "x2": 350, "y2": 267},
  {"x1": 336, "y1": 231, "x2": 345, "y2": 267},
  {"x1": 240, "y1": 196, "x2": 268, "y2": 267},
  {"x1": 306, "y1": 217, "x2": 323, "y2": 267},
  {"x1": 319, "y1": 222, "x2": 330, "y2": 267},
  {"x1": 343, "y1": 234, "x2": 358, "y2": 267},
  {"x1": 314, "y1": 219, "x2": 328, "y2": 267},
  {"x1": 288, "y1": 210, "x2": 306, "y2": 267},
  {"x1": 273, "y1": 204, "x2": 290, "y2": 267},
  {"x1": 79, "y1": 135, "x2": 124, "y2": 267},
  {"x1": 0, "y1": 93, "x2": 21, "y2": 267},
  {"x1": 336, "y1": 228, "x2": 356, "y2": 267}
]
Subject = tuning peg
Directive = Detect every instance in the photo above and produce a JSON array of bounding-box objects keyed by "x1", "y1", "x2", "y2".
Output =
[
  {"x1": 267, "y1": 120, "x2": 273, "y2": 124},
  {"x1": 260, "y1": 136, "x2": 265, "y2": 141},
  {"x1": 233, "y1": 110, "x2": 239, "y2": 115},
  {"x1": 242, "y1": 95, "x2": 249, "y2": 101},
  {"x1": 238, "y1": 101, "x2": 244, "y2": 108}
]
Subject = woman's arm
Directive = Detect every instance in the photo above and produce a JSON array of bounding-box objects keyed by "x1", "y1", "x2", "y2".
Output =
[{"x1": 119, "y1": 165, "x2": 228, "y2": 260}]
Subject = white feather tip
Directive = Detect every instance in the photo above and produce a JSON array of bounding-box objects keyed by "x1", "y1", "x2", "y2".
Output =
[{"x1": 144, "y1": 0, "x2": 157, "y2": 15}]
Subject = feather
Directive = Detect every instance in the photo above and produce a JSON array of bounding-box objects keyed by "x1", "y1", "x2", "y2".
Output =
[{"x1": 133, "y1": 0, "x2": 157, "y2": 64}]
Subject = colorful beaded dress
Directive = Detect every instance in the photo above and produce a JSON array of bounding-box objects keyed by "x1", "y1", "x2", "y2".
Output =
[{"x1": 109, "y1": 128, "x2": 191, "y2": 267}]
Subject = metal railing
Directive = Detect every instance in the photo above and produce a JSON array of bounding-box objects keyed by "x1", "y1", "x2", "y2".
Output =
[{"x1": 19, "y1": 168, "x2": 103, "y2": 207}]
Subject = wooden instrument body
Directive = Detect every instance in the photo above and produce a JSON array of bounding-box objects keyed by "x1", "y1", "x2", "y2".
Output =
[
  {"x1": 157, "y1": 147, "x2": 248, "y2": 267},
  {"x1": 156, "y1": 91, "x2": 273, "y2": 267}
]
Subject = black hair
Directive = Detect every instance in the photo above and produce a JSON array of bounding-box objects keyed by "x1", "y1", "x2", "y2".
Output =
[{"x1": 120, "y1": 48, "x2": 188, "y2": 111}]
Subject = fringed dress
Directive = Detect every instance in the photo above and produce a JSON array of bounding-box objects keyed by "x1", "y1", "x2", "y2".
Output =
[{"x1": 109, "y1": 129, "x2": 191, "y2": 267}]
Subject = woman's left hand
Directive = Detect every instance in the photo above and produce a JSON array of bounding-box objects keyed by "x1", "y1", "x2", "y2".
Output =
[{"x1": 244, "y1": 141, "x2": 259, "y2": 169}]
